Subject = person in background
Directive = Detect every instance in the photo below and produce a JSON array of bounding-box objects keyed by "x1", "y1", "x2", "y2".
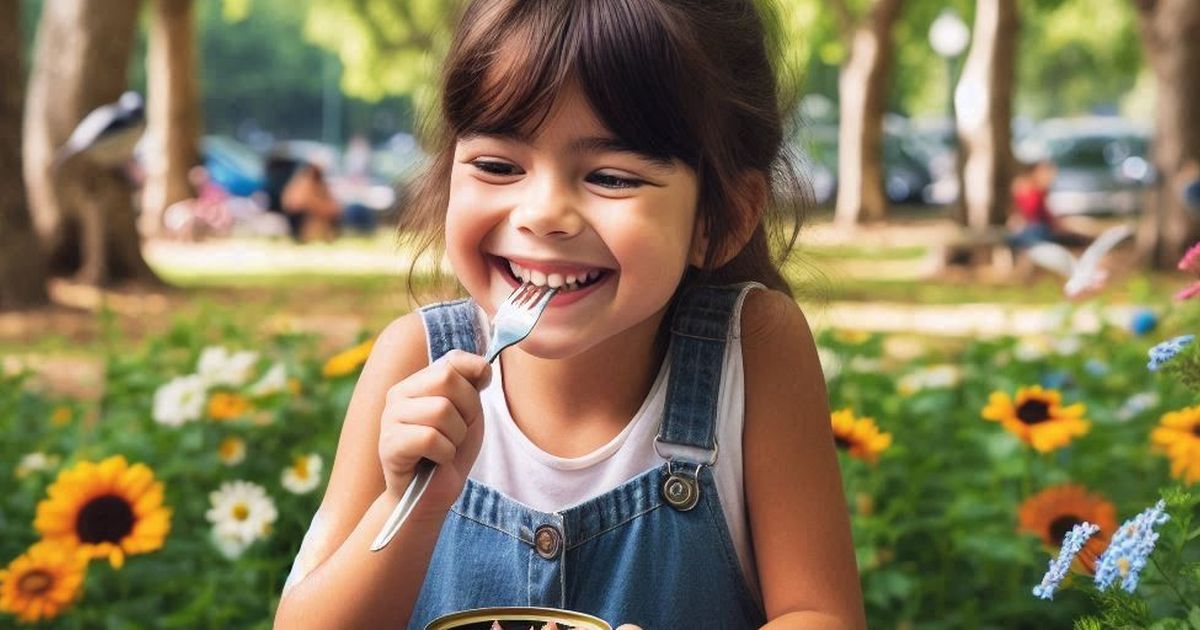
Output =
[
  {"x1": 1007, "y1": 159, "x2": 1088, "y2": 249},
  {"x1": 1181, "y1": 159, "x2": 1200, "y2": 214},
  {"x1": 281, "y1": 163, "x2": 341, "y2": 243}
]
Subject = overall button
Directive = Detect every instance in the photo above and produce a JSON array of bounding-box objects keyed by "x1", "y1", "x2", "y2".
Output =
[
  {"x1": 534, "y1": 524, "x2": 562, "y2": 560},
  {"x1": 663, "y1": 474, "x2": 700, "y2": 511}
]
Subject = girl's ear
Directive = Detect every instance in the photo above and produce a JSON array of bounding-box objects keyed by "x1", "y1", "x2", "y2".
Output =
[{"x1": 688, "y1": 171, "x2": 767, "y2": 269}]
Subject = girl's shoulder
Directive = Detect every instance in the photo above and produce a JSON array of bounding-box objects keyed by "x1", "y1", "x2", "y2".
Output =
[
  {"x1": 365, "y1": 311, "x2": 431, "y2": 382},
  {"x1": 738, "y1": 287, "x2": 810, "y2": 344},
  {"x1": 738, "y1": 287, "x2": 821, "y2": 383}
]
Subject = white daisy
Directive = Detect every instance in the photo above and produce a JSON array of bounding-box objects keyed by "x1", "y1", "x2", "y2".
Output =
[
  {"x1": 14, "y1": 452, "x2": 60, "y2": 479},
  {"x1": 210, "y1": 529, "x2": 251, "y2": 560},
  {"x1": 846, "y1": 357, "x2": 883, "y2": 374},
  {"x1": 1053, "y1": 336, "x2": 1083, "y2": 357},
  {"x1": 206, "y1": 480, "x2": 278, "y2": 546},
  {"x1": 897, "y1": 364, "x2": 962, "y2": 396},
  {"x1": 153, "y1": 374, "x2": 209, "y2": 427},
  {"x1": 197, "y1": 346, "x2": 260, "y2": 388},
  {"x1": 247, "y1": 362, "x2": 288, "y2": 397},
  {"x1": 281, "y1": 454, "x2": 324, "y2": 495},
  {"x1": 1115, "y1": 391, "x2": 1161, "y2": 422},
  {"x1": 218, "y1": 437, "x2": 247, "y2": 466},
  {"x1": 1014, "y1": 337, "x2": 1050, "y2": 362}
]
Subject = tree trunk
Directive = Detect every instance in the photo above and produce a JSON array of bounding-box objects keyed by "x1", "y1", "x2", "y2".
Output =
[
  {"x1": 141, "y1": 0, "x2": 201, "y2": 237},
  {"x1": 1133, "y1": 0, "x2": 1200, "y2": 268},
  {"x1": 0, "y1": 0, "x2": 51, "y2": 310},
  {"x1": 834, "y1": 0, "x2": 905, "y2": 226},
  {"x1": 953, "y1": 0, "x2": 1018, "y2": 231},
  {"x1": 23, "y1": 0, "x2": 162, "y2": 287}
]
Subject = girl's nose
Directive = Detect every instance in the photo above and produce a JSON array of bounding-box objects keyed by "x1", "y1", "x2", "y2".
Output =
[{"x1": 509, "y1": 176, "x2": 584, "y2": 239}]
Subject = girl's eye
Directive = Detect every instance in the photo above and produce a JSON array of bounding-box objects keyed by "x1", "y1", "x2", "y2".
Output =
[
  {"x1": 586, "y1": 171, "x2": 644, "y2": 190},
  {"x1": 470, "y1": 160, "x2": 523, "y2": 177}
]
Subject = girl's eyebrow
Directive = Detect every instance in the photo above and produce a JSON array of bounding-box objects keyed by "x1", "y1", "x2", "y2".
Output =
[{"x1": 460, "y1": 131, "x2": 675, "y2": 171}]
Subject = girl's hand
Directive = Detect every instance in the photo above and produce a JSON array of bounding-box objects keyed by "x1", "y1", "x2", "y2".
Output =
[
  {"x1": 615, "y1": 625, "x2": 643, "y2": 630},
  {"x1": 377, "y1": 349, "x2": 492, "y2": 520}
]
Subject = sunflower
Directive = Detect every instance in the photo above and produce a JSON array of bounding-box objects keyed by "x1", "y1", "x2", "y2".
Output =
[
  {"x1": 207, "y1": 392, "x2": 252, "y2": 421},
  {"x1": 322, "y1": 339, "x2": 375, "y2": 378},
  {"x1": 981, "y1": 386, "x2": 1090, "y2": 452},
  {"x1": 0, "y1": 542, "x2": 87, "y2": 623},
  {"x1": 50, "y1": 406, "x2": 72, "y2": 427},
  {"x1": 1151, "y1": 405, "x2": 1200, "y2": 484},
  {"x1": 1019, "y1": 484, "x2": 1117, "y2": 574},
  {"x1": 34, "y1": 456, "x2": 171, "y2": 569},
  {"x1": 831, "y1": 409, "x2": 892, "y2": 464}
]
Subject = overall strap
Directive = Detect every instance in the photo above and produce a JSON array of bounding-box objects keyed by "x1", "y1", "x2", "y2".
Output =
[
  {"x1": 655, "y1": 284, "x2": 753, "y2": 465},
  {"x1": 418, "y1": 298, "x2": 485, "y2": 362}
]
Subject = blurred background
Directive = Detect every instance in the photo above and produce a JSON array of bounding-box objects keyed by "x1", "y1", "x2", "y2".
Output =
[{"x1": 2, "y1": 0, "x2": 1200, "y2": 628}]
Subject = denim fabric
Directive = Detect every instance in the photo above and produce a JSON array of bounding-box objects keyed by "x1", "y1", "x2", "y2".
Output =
[
  {"x1": 410, "y1": 285, "x2": 766, "y2": 630},
  {"x1": 1185, "y1": 179, "x2": 1200, "y2": 211}
]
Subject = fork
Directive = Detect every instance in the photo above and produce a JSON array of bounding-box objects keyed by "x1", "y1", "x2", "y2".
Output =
[{"x1": 370, "y1": 281, "x2": 558, "y2": 552}]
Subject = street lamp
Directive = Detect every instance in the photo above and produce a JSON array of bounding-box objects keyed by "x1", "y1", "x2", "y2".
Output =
[{"x1": 928, "y1": 9, "x2": 970, "y2": 124}]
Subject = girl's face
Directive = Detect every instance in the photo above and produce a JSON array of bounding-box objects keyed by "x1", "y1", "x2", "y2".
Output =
[{"x1": 445, "y1": 86, "x2": 703, "y2": 360}]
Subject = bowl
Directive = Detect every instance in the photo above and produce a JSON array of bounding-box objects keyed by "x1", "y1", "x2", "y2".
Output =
[{"x1": 425, "y1": 606, "x2": 612, "y2": 630}]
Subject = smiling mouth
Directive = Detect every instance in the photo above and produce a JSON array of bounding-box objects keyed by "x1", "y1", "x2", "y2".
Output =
[{"x1": 491, "y1": 256, "x2": 612, "y2": 293}]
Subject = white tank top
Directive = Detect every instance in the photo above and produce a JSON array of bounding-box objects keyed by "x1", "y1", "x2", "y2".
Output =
[{"x1": 468, "y1": 288, "x2": 759, "y2": 594}]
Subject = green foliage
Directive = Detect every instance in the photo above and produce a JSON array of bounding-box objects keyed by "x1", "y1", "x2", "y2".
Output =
[{"x1": 0, "y1": 318, "x2": 372, "y2": 627}]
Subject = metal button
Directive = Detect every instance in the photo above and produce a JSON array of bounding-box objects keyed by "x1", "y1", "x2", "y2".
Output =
[
  {"x1": 663, "y1": 474, "x2": 699, "y2": 511},
  {"x1": 534, "y1": 524, "x2": 562, "y2": 560}
]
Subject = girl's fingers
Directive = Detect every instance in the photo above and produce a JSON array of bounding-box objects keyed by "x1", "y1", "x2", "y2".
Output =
[
  {"x1": 381, "y1": 423, "x2": 457, "y2": 467},
  {"x1": 389, "y1": 350, "x2": 489, "y2": 425},
  {"x1": 387, "y1": 396, "x2": 469, "y2": 446}
]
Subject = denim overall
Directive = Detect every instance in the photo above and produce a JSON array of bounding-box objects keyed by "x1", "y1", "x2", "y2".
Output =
[{"x1": 409, "y1": 284, "x2": 766, "y2": 630}]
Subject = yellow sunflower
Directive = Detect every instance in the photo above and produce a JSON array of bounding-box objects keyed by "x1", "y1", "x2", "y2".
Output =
[
  {"x1": 1151, "y1": 405, "x2": 1200, "y2": 484},
  {"x1": 831, "y1": 409, "x2": 892, "y2": 464},
  {"x1": 34, "y1": 456, "x2": 171, "y2": 569},
  {"x1": 1018, "y1": 484, "x2": 1117, "y2": 575},
  {"x1": 50, "y1": 406, "x2": 72, "y2": 427},
  {"x1": 322, "y1": 338, "x2": 376, "y2": 378},
  {"x1": 982, "y1": 386, "x2": 1090, "y2": 452},
  {"x1": 207, "y1": 392, "x2": 252, "y2": 421},
  {"x1": 0, "y1": 542, "x2": 86, "y2": 623}
]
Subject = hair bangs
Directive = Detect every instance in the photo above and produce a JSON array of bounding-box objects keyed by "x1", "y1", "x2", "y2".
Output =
[
  {"x1": 444, "y1": 0, "x2": 698, "y2": 167},
  {"x1": 443, "y1": 1, "x2": 576, "y2": 140}
]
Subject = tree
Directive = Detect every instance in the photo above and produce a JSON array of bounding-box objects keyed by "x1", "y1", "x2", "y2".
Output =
[
  {"x1": 23, "y1": 0, "x2": 161, "y2": 287},
  {"x1": 141, "y1": 0, "x2": 202, "y2": 238},
  {"x1": 953, "y1": 0, "x2": 1018, "y2": 230},
  {"x1": 0, "y1": 0, "x2": 50, "y2": 310},
  {"x1": 1131, "y1": 0, "x2": 1200, "y2": 268},
  {"x1": 829, "y1": 0, "x2": 906, "y2": 225},
  {"x1": 303, "y1": 0, "x2": 464, "y2": 132}
]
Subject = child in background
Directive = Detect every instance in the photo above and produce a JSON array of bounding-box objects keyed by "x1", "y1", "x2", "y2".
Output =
[
  {"x1": 1008, "y1": 159, "x2": 1088, "y2": 249},
  {"x1": 274, "y1": 1, "x2": 864, "y2": 629}
]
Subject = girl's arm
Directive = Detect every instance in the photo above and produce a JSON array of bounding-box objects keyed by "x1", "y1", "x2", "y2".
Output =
[
  {"x1": 274, "y1": 313, "x2": 444, "y2": 628},
  {"x1": 741, "y1": 290, "x2": 867, "y2": 630}
]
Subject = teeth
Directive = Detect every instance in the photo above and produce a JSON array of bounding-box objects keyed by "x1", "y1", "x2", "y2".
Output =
[{"x1": 505, "y1": 259, "x2": 604, "y2": 291}]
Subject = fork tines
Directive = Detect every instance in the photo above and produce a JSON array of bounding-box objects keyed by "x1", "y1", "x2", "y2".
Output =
[{"x1": 511, "y1": 282, "x2": 553, "y2": 307}]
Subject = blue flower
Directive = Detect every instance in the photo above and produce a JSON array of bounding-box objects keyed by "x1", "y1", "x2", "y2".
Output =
[
  {"x1": 1130, "y1": 309, "x2": 1159, "y2": 336},
  {"x1": 1033, "y1": 521, "x2": 1100, "y2": 600},
  {"x1": 1148, "y1": 335, "x2": 1195, "y2": 371},
  {"x1": 1093, "y1": 500, "x2": 1170, "y2": 593},
  {"x1": 1084, "y1": 359, "x2": 1110, "y2": 378},
  {"x1": 1040, "y1": 370, "x2": 1074, "y2": 391}
]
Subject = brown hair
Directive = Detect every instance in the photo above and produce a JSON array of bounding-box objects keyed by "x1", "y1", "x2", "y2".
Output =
[{"x1": 396, "y1": 0, "x2": 809, "y2": 303}]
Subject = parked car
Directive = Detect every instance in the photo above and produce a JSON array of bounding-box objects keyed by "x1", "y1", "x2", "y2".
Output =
[
  {"x1": 794, "y1": 124, "x2": 934, "y2": 206},
  {"x1": 1016, "y1": 117, "x2": 1153, "y2": 216}
]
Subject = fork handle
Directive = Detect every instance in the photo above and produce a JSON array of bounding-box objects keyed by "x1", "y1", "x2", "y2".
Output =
[{"x1": 369, "y1": 458, "x2": 437, "y2": 552}]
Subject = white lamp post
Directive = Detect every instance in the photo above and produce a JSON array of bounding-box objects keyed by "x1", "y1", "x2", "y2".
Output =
[{"x1": 929, "y1": 9, "x2": 970, "y2": 126}]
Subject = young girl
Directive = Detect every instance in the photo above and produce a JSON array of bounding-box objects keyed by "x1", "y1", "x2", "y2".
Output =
[{"x1": 274, "y1": 1, "x2": 864, "y2": 628}]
